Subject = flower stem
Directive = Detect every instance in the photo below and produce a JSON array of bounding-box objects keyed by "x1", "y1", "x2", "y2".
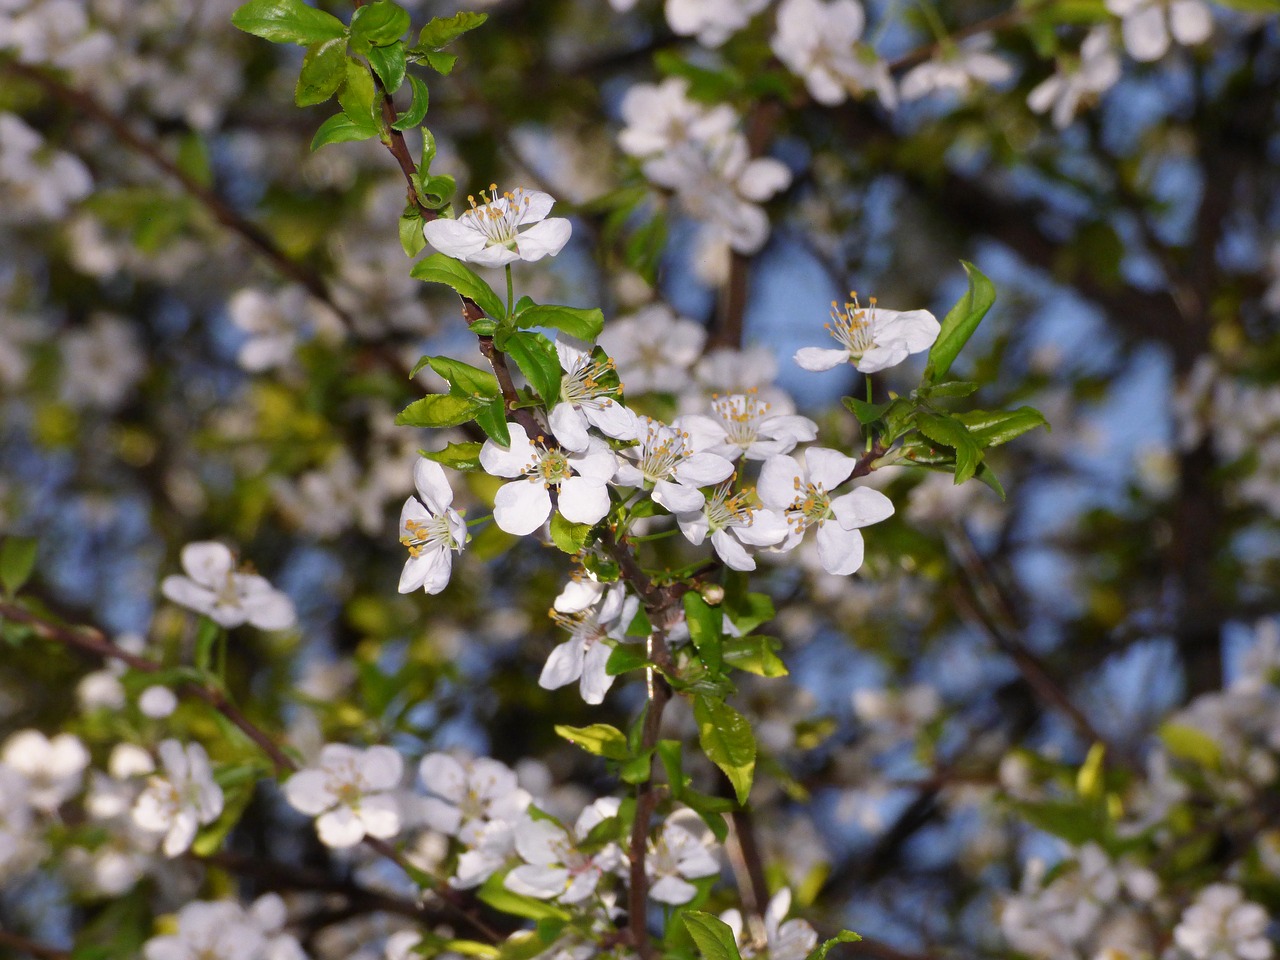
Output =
[{"x1": 505, "y1": 264, "x2": 514, "y2": 317}]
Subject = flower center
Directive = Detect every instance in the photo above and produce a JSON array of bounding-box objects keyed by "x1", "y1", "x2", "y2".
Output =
[
  {"x1": 786, "y1": 478, "x2": 832, "y2": 532},
  {"x1": 636, "y1": 421, "x2": 691, "y2": 485},
  {"x1": 828, "y1": 291, "x2": 877, "y2": 358},
  {"x1": 534, "y1": 448, "x2": 574, "y2": 486},
  {"x1": 401, "y1": 515, "x2": 456, "y2": 558},
  {"x1": 561, "y1": 355, "x2": 619, "y2": 409},
  {"x1": 711, "y1": 390, "x2": 770, "y2": 451},
  {"x1": 705, "y1": 481, "x2": 758, "y2": 533},
  {"x1": 464, "y1": 184, "x2": 531, "y2": 249},
  {"x1": 550, "y1": 607, "x2": 609, "y2": 647}
]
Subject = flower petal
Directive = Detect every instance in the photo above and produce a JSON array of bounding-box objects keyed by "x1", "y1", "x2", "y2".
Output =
[
  {"x1": 494, "y1": 479, "x2": 552, "y2": 536},
  {"x1": 794, "y1": 347, "x2": 849, "y2": 371},
  {"x1": 816, "y1": 522, "x2": 865, "y2": 576}
]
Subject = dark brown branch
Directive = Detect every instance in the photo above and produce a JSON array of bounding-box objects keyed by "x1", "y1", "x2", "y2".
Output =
[{"x1": 0, "y1": 931, "x2": 70, "y2": 960}]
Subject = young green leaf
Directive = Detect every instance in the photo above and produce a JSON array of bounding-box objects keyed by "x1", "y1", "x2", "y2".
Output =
[
  {"x1": 295, "y1": 38, "x2": 347, "y2": 106},
  {"x1": 399, "y1": 209, "x2": 426, "y2": 256},
  {"x1": 366, "y1": 42, "x2": 407, "y2": 92},
  {"x1": 841, "y1": 396, "x2": 890, "y2": 425},
  {"x1": 0, "y1": 537, "x2": 37, "y2": 596},
  {"x1": 395, "y1": 394, "x2": 489, "y2": 428},
  {"x1": 338, "y1": 59, "x2": 380, "y2": 132},
  {"x1": 423, "y1": 442, "x2": 485, "y2": 472},
  {"x1": 554, "y1": 723, "x2": 630, "y2": 760},
  {"x1": 499, "y1": 331, "x2": 561, "y2": 407},
  {"x1": 232, "y1": 0, "x2": 347, "y2": 45},
  {"x1": 310, "y1": 113, "x2": 376, "y2": 151},
  {"x1": 722, "y1": 636, "x2": 788, "y2": 678},
  {"x1": 549, "y1": 513, "x2": 591, "y2": 554},
  {"x1": 683, "y1": 912, "x2": 743, "y2": 960},
  {"x1": 955, "y1": 406, "x2": 1049, "y2": 447},
  {"x1": 924, "y1": 261, "x2": 996, "y2": 385},
  {"x1": 693, "y1": 695, "x2": 756, "y2": 805},
  {"x1": 392, "y1": 74, "x2": 430, "y2": 130},
  {"x1": 350, "y1": 0, "x2": 411, "y2": 46},
  {"x1": 426, "y1": 356, "x2": 501, "y2": 398},
  {"x1": 916, "y1": 412, "x2": 983, "y2": 484},
  {"x1": 806, "y1": 931, "x2": 863, "y2": 960},
  {"x1": 477, "y1": 871, "x2": 571, "y2": 922},
  {"x1": 515, "y1": 304, "x2": 605, "y2": 342},
  {"x1": 422, "y1": 50, "x2": 458, "y2": 74},
  {"x1": 683, "y1": 592, "x2": 723, "y2": 674},
  {"x1": 606, "y1": 644, "x2": 650, "y2": 676},
  {"x1": 473, "y1": 399, "x2": 511, "y2": 447},
  {"x1": 409, "y1": 254, "x2": 506, "y2": 320},
  {"x1": 412, "y1": 12, "x2": 489, "y2": 52}
]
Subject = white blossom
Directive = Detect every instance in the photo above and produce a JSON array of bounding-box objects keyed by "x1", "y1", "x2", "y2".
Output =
[
  {"x1": 1027, "y1": 28, "x2": 1121, "y2": 129},
  {"x1": 138, "y1": 685, "x2": 178, "y2": 719},
  {"x1": 758, "y1": 449, "x2": 894, "y2": 576},
  {"x1": 1, "y1": 729, "x2": 89, "y2": 811},
  {"x1": 614, "y1": 417, "x2": 735, "y2": 514},
  {"x1": 1106, "y1": 0, "x2": 1211, "y2": 61},
  {"x1": 0, "y1": 763, "x2": 42, "y2": 881},
  {"x1": 398, "y1": 457, "x2": 467, "y2": 595},
  {"x1": 795, "y1": 292, "x2": 939, "y2": 374},
  {"x1": 675, "y1": 482, "x2": 790, "y2": 572},
  {"x1": 618, "y1": 78, "x2": 736, "y2": 162},
  {"x1": 646, "y1": 809, "x2": 721, "y2": 904},
  {"x1": 664, "y1": 0, "x2": 770, "y2": 48},
  {"x1": 900, "y1": 34, "x2": 1014, "y2": 101},
  {"x1": 541, "y1": 580, "x2": 639, "y2": 704},
  {"x1": 59, "y1": 313, "x2": 146, "y2": 410},
  {"x1": 284, "y1": 744, "x2": 403, "y2": 849},
  {"x1": 679, "y1": 392, "x2": 817, "y2": 462},
  {"x1": 132, "y1": 740, "x2": 224, "y2": 857},
  {"x1": 161, "y1": 541, "x2": 296, "y2": 630},
  {"x1": 480, "y1": 423, "x2": 617, "y2": 535},
  {"x1": 423, "y1": 186, "x2": 571, "y2": 267},
  {"x1": 721, "y1": 889, "x2": 818, "y2": 960},
  {"x1": 1173, "y1": 884, "x2": 1272, "y2": 960},
  {"x1": 418, "y1": 753, "x2": 531, "y2": 845},
  {"x1": 505, "y1": 797, "x2": 623, "y2": 902},
  {"x1": 549, "y1": 336, "x2": 639, "y2": 452},
  {"x1": 598, "y1": 303, "x2": 707, "y2": 395},
  {"x1": 771, "y1": 0, "x2": 896, "y2": 109}
]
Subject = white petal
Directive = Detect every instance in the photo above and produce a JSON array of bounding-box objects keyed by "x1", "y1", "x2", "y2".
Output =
[
  {"x1": 480, "y1": 423, "x2": 536, "y2": 477},
  {"x1": 735, "y1": 509, "x2": 790, "y2": 545},
  {"x1": 414, "y1": 457, "x2": 455, "y2": 511},
  {"x1": 649, "y1": 874, "x2": 698, "y2": 904},
  {"x1": 550, "y1": 402, "x2": 592, "y2": 452},
  {"x1": 579, "y1": 640, "x2": 616, "y2": 705},
  {"x1": 513, "y1": 818, "x2": 566, "y2": 866},
  {"x1": 360, "y1": 746, "x2": 404, "y2": 790},
  {"x1": 423, "y1": 218, "x2": 489, "y2": 259},
  {"x1": 757, "y1": 455, "x2": 803, "y2": 510},
  {"x1": 420, "y1": 753, "x2": 468, "y2": 802},
  {"x1": 853, "y1": 341, "x2": 911, "y2": 373},
  {"x1": 1123, "y1": 3, "x2": 1170, "y2": 61},
  {"x1": 539, "y1": 639, "x2": 585, "y2": 690},
  {"x1": 794, "y1": 347, "x2": 849, "y2": 371},
  {"x1": 804, "y1": 447, "x2": 857, "y2": 490},
  {"x1": 675, "y1": 452, "x2": 735, "y2": 487},
  {"x1": 356, "y1": 793, "x2": 401, "y2": 839},
  {"x1": 711, "y1": 529, "x2": 756, "y2": 571},
  {"x1": 515, "y1": 189, "x2": 556, "y2": 224},
  {"x1": 494, "y1": 480, "x2": 552, "y2": 536},
  {"x1": 514, "y1": 218, "x2": 573, "y2": 262},
  {"x1": 180, "y1": 541, "x2": 235, "y2": 587},
  {"x1": 1169, "y1": 0, "x2": 1211, "y2": 44},
  {"x1": 284, "y1": 770, "x2": 334, "y2": 815},
  {"x1": 652, "y1": 478, "x2": 705, "y2": 514},
  {"x1": 505, "y1": 863, "x2": 569, "y2": 898},
  {"x1": 816, "y1": 523, "x2": 865, "y2": 576},
  {"x1": 316, "y1": 806, "x2": 367, "y2": 848},
  {"x1": 557, "y1": 477, "x2": 610, "y2": 525},
  {"x1": 831, "y1": 487, "x2": 895, "y2": 529}
]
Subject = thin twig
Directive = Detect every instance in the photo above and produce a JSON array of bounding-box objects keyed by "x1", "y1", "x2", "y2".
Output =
[{"x1": 0, "y1": 931, "x2": 71, "y2": 960}]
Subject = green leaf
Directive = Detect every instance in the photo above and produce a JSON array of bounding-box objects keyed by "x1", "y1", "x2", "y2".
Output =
[
  {"x1": 500, "y1": 331, "x2": 561, "y2": 406},
  {"x1": 366, "y1": 42, "x2": 407, "y2": 92},
  {"x1": 339, "y1": 58, "x2": 380, "y2": 131},
  {"x1": 1077, "y1": 743, "x2": 1106, "y2": 801},
  {"x1": 310, "y1": 113, "x2": 376, "y2": 150},
  {"x1": 841, "y1": 396, "x2": 890, "y2": 425},
  {"x1": 422, "y1": 50, "x2": 457, "y2": 74},
  {"x1": 722, "y1": 636, "x2": 788, "y2": 678},
  {"x1": 426, "y1": 356, "x2": 500, "y2": 398},
  {"x1": 515, "y1": 304, "x2": 605, "y2": 342},
  {"x1": 473, "y1": 399, "x2": 511, "y2": 446},
  {"x1": 955, "y1": 407, "x2": 1049, "y2": 448},
  {"x1": 231, "y1": 0, "x2": 347, "y2": 45},
  {"x1": 549, "y1": 513, "x2": 591, "y2": 554},
  {"x1": 350, "y1": 0, "x2": 410, "y2": 46},
  {"x1": 392, "y1": 74, "x2": 430, "y2": 130},
  {"x1": 606, "y1": 643, "x2": 650, "y2": 676},
  {"x1": 417, "y1": 173, "x2": 456, "y2": 209},
  {"x1": 916, "y1": 412, "x2": 983, "y2": 484},
  {"x1": 409, "y1": 254, "x2": 505, "y2": 320},
  {"x1": 724, "y1": 590, "x2": 774, "y2": 635},
  {"x1": 398, "y1": 209, "x2": 426, "y2": 257},
  {"x1": 0, "y1": 537, "x2": 37, "y2": 595},
  {"x1": 477, "y1": 871, "x2": 571, "y2": 921},
  {"x1": 806, "y1": 931, "x2": 863, "y2": 960},
  {"x1": 693, "y1": 695, "x2": 756, "y2": 805},
  {"x1": 1160, "y1": 721, "x2": 1221, "y2": 769},
  {"x1": 922, "y1": 380, "x2": 980, "y2": 399},
  {"x1": 683, "y1": 912, "x2": 743, "y2": 960},
  {"x1": 1013, "y1": 799, "x2": 1103, "y2": 845},
  {"x1": 193, "y1": 618, "x2": 221, "y2": 674},
  {"x1": 423, "y1": 442, "x2": 485, "y2": 472},
  {"x1": 295, "y1": 37, "x2": 348, "y2": 106},
  {"x1": 192, "y1": 773, "x2": 257, "y2": 855},
  {"x1": 554, "y1": 723, "x2": 630, "y2": 760},
  {"x1": 175, "y1": 134, "x2": 212, "y2": 187},
  {"x1": 924, "y1": 261, "x2": 996, "y2": 385},
  {"x1": 395, "y1": 394, "x2": 488, "y2": 428},
  {"x1": 412, "y1": 11, "x2": 489, "y2": 51},
  {"x1": 683, "y1": 592, "x2": 723, "y2": 675}
]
